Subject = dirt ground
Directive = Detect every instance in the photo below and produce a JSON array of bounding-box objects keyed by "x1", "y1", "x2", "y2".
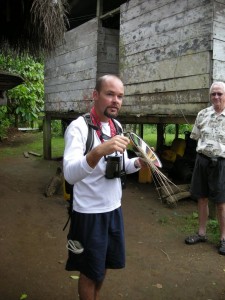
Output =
[{"x1": 1, "y1": 132, "x2": 225, "y2": 300}]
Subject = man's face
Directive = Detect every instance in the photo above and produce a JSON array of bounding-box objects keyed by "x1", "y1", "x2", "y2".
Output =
[
  {"x1": 210, "y1": 84, "x2": 225, "y2": 113},
  {"x1": 93, "y1": 77, "x2": 124, "y2": 121}
]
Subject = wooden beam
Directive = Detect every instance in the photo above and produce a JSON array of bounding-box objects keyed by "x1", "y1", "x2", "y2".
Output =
[
  {"x1": 43, "y1": 111, "x2": 196, "y2": 124},
  {"x1": 96, "y1": 0, "x2": 103, "y2": 18},
  {"x1": 100, "y1": 7, "x2": 120, "y2": 20},
  {"x1": 43, "y1": 115, "x2": 52, "y2": 160}
]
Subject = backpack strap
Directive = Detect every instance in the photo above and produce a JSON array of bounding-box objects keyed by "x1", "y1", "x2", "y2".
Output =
[
  {"x1": 63, "y1": 113, "x2": 97, "y2": 231},
  {"x1": 82, "y1": 113, "x2": 98, "y2": 155}
]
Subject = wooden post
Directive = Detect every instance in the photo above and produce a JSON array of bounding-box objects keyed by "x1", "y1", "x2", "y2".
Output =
[
  {"x1": 43, "y1": 114, "x2": 52, "y2": 160},
  {"x1": 140, "y1": 124, "x2": 144, "y2": 139},
  {"x1": 175, "y1": 124, "x2": 179, "y2": 139},
  {"x1": 96, "y1": 0, "x2": 103, "y2": 18},
  {"x1": 156, "y1": 123, "x2": 164, "y2": 151}
]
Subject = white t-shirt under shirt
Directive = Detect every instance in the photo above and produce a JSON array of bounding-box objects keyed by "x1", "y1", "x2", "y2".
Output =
[{"x1": 63, "y1": 116, "x2": 138, "y2": 214}]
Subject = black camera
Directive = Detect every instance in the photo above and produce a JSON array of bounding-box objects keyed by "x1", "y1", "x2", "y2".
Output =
[
  {"x1": 105, "y1": 156, "x2": 127, "y2": 189},
  {"x1": 105, "y1": 156, "x2": 121, "y2": 179}
]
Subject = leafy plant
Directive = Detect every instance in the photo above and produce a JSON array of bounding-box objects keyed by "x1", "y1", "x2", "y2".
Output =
[
  {"x1": 51, "y1": 120, "x2": 64, "y2": 137},
  {"x1": 207, "y1": 219, "x2": 220, "y2": 243},
  {"x1": 0, "y1": 106, "x2": 11, "y2": 140},
  {"x1": 0, "y1": 54, "x2": 44, "y2": 128}
]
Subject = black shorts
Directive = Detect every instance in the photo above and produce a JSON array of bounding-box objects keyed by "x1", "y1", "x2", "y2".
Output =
[
  {"x1": 66, "y1": 207, "x2": 125, "y2": 282},
  {"x1": 190, "y1": 153, "x2": 225, "y2": 203}
]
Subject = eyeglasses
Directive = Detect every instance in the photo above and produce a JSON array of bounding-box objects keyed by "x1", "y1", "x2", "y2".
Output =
[{"x1": 211, "y1": 92, "x2": 223, "y2": 97}]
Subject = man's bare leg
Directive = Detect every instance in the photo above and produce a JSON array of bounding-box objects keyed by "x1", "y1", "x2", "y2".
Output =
[
  {"x1": 95, "y1": 278, "x2": 104, "y2": 300},
  {"x1": 78, "y1": 273, "x2": 105, "y2": 300}
]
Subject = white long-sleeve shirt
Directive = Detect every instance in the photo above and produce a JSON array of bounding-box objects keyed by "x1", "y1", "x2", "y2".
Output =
[{"x1": 63, "y1": 116, "x2": 138, "y2": 213}]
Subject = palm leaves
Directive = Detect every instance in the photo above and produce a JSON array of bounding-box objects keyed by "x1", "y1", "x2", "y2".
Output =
[{"x1": 126, "y1": 132, "x2": 180, "y2": 206}]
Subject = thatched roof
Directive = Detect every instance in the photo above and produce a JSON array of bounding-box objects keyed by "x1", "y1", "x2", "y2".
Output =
[
  {"x1": 0, "y1": 0, "x2": 69, "y2": 58},
  {"x1": 0, "y1": 0, "x2": 128, "y2": 58}
]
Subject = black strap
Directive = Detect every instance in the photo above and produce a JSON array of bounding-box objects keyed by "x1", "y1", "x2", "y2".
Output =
[
  {"x1": 63, "y1": 114, "x2": 97, "y2": 231},
  {"x1": 82, "y1": 113, "x2": 97, "y2": 155}
]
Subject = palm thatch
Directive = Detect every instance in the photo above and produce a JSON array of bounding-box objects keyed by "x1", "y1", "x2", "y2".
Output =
[{"x1": 0, "y1": 0, "x2": 69, "y2": 58}]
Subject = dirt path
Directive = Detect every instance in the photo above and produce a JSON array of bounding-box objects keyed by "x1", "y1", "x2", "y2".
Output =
[{"x1": 0, "y1": 133, "x2": 225, "y2": 300}]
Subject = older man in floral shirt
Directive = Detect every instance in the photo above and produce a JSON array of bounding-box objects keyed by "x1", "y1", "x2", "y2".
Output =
[{"x1": 185, "y1": 81, "x2": 225, "y2": 255}]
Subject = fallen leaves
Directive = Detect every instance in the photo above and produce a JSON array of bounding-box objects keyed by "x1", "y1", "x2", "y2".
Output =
[
  {"x1": 152, "y1": 283, "x2": 163, "y2": 289},
  {"x1": 70, "y1": 275, "x2": 79, "y2": 280}
]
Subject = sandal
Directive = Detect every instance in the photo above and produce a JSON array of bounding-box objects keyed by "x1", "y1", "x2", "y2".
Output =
[
  {"x1": 219, "y1": 239, "x2": 225, "y2": 255},
  {"x1": 185, "y1": 233, "x2": 207, "y2": 245}
]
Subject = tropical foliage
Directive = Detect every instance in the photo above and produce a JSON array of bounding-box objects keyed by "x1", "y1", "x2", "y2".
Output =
[
  {"x1": 1, "y1": 55, "x2": 44, "y2": 124},
  {"x1": 0, "y1": 54, "x2": 44, "y2": 139}
]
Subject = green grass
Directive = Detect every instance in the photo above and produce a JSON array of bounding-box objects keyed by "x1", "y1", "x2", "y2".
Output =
[
  {"x1": 143, "y1": 133, "x2": 185, "y2": 148},
  {"x1": 51, "y1": 136, "x2": 65, "y2": 158},
  {"x1": 0, "y1": 131, "x2": 182, "y2": 159},
  {"x1": 0, "y1": 132, "x2": 64, "y2": 159},
  {"x1": 142, "y1": 125, "x2": 185, "y2": 148},
  {"x1": 158, "y1": 211, "x2": 220, "y2": 245},
  {"x1": 179, "y1": 211, "x2": 220, "y2": 244}
]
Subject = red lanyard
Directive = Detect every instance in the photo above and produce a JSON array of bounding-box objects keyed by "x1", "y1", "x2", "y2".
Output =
[{"x1": 90, "y1": 107, "x2": 117, "y2": 142}]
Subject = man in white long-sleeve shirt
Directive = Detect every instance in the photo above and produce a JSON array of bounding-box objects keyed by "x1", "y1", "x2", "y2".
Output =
[{"x1": 63, "y1": 74, "x2": 143, "y2": 300}]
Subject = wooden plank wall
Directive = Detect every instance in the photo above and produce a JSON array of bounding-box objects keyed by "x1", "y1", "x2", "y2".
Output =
[
  {"x1": 44, "y1": 18, "x2": 99, "y2": 113},
  {"x1": 119, "y1": 0, "x2": 215, "y2": 122},
  {"x1": 44, "y1": 19, "x2": 120, "y2": 114},
  {"x1": 212, "y1": 0, "x2": 225, "y2": 80},
  {"x1": 97, "y1": 27, "x2": 120, "y2": 77},
  {"x1": 44, "y1": 0, "x2": 225, "y2": 125}
]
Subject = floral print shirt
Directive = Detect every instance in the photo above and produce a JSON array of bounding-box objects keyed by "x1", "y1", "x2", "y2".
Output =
[{"x1": 190, "y1": 106, "x2": 225, "y2": 158}]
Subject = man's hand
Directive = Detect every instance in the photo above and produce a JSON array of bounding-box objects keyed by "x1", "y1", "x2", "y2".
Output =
[
  {"x1": 100, "y1": 135, "x2": 130, "y2": 156},
  {"x1": 134, "y1": 158, "x2": 147, "y2": 169},
  {"x1": 86, "y1": 135, "x2": 130, "y2": 168}
]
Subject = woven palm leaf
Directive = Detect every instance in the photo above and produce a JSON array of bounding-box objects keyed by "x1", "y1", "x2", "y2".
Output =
[{"x1": 127, "y1": 132, "x2": 179, "y2": 206}]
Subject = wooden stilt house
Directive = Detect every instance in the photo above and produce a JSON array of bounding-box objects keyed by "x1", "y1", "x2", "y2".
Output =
[{"x1": 44, "y1": 0, "x2": 225, "y2": 158}]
